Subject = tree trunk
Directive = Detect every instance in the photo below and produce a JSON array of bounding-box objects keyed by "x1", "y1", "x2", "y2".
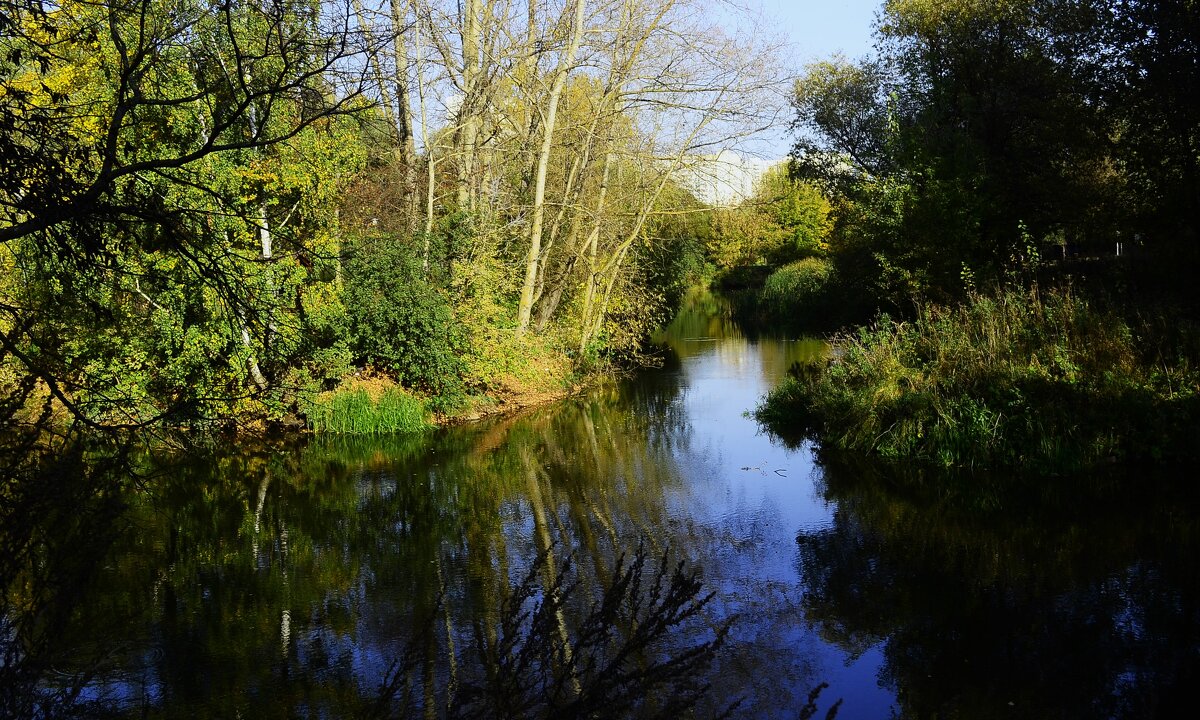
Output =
[
  {"x1": 578, "y1": 153, "x2": 613, "y2": 351},
  {"x1": 388, "y1": 0, "x2": 419, "y2": 230},
  {"x1": 516, "y1": 0, "x2": 588, "y2": 334},
  {"x1": 455, "y1": 0, "x2": 481, "y2": 212}
]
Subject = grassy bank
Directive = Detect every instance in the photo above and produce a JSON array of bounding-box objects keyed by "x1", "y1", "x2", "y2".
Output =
[
  {"x1": 757, "y1": 288, "x2": 1200, "y2": 473},
  {"x1": 301, "y1": 344, "x2": 584, "y2": 435}
]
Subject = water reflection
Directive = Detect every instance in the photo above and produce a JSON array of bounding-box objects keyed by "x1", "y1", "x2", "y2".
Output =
[
  {"x1": 655, "y1": 288, "x2": 828, "y2": 382},
  {"x1": 797, "y1": 455, "x2": 1200, "y2": 719},
  {"x1": 1, "y1": 398, "x2": 795, "y2": 714},
  {"x1": 4, "y1": 428, "x2": 726, "y2": 717},
  {"x1": 0, "y1": 440, "x2": 133, "y2": 718},
  {"x1": 5, "y1": 289, "x2": 1196, "y2": 719}
]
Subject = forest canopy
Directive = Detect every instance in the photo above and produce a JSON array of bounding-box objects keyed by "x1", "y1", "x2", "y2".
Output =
[{"x1": 789, "y1": 0, "x2": 1199, "y2": 308}]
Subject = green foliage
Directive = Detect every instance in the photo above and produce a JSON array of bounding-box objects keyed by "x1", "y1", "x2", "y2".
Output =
[
  {"x1": 772, "y1": 0, "x2": 1200, "y2": 470},
  {"x1": 790, "y1": 55, "x2": 891, "y2": 185},
  {"x1": 1, "y1": 0, "x2": 781, "y2": 434},
  {"x1": 759, "y1": 259, "x2": 838, "y2": 327},
  {"x1": 644, "y1": 211, "x2": 713, "y2": 316},
  {"x1": 444, "y1": 248, "x2": 574, "y2": 402},
  {"x1": 758, "y1": 288, "x2": 1200, "y2": 472},
  {"x1": 705, "y1": 164, "x2": 832, "y2": 270},
  {"x1": 306, "y1": 387, "x2": 429, "y2": 435},
  {"x1": 592, "y1": 269, "x2": 669, "y2": 366},
  {"x1": 343, "y1": 238, "x2": 466, "y2": 404},
  {"x1": 0, "y1": 0, "x2": 370, "y2": 430},
  {"x1": 789, "y1": 0, "x2": 1169, "y2": 308},
  {"x1": 758, "y1": 167, "x2": 834, "y2": 262}
]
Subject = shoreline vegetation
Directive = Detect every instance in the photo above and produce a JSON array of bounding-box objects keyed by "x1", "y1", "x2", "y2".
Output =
[
  {"x1": 741, "y1": 0, "x2": 1200, "y2": 475},
  {"x1": 3, "y1": 0, "x2": 780, "y2": 443},
  {"x1": 302, "y1": 368, "x2": 599, "y2": 436},
  {"x1": 3, "y1": 0, "x2": 1198, "y2": 470},
  {"x1": 756, "y1": 287, "x2": 1200, "y2": 473}
]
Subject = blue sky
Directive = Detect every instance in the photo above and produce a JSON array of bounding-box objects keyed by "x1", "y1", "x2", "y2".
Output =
[
  {"x1": 758, "y1": 0, "x2": 881, "y2": 61},
  {"x1": 737, "y1": 0, "x2": 882, "y2": 158}
]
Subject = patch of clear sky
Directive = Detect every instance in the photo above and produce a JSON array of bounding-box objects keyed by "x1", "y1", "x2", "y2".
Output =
[
  {"x1": 736, "y1": 0, "x2": 881, "y2": 158},
  {"x1": 759, "y1": 0, "x2": 880, "y2": 62}
]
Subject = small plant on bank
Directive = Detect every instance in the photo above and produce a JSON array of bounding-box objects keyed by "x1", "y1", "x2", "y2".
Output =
[{"x1": 306, "y1": 386, "x2": 429, "y2": 435}]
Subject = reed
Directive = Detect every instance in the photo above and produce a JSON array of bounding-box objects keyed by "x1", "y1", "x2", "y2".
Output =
[{"x1": 307, "y1": 388, "x2": 429, "y2": 435}]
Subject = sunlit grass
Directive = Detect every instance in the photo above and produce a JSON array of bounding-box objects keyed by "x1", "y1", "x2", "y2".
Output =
[
  {"x1": 758, "y1": 287, "x2": 1200, "y2": 472},
  {"x1": 307, "y1": 388, "x2": 429, "y2": 435}
]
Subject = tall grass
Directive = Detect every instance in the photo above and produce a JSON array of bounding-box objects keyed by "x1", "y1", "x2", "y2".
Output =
[
  {"x1": 307, "y1": 388, "x2": 429, "y2": 435},
  {"x1": 757, "y1": 287, "x2": 1200, "y2": 472}
]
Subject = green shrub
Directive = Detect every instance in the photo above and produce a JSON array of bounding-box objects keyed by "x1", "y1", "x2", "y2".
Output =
[
  {"x1": 343, "y1": 238, "x2": 466, "y2": 403},
  {"x1": 721, "y1": 258, "x2": 849, "y2": 334},
  {"x1": 760, "y1": 258, "x2": 836, "y2": 321},
  {"x1": 306, "y1": 387, "x2": 429, "y2": 434},
  {"x1": 757, "y1": 288, "x2": 1200, "y2": 472}
]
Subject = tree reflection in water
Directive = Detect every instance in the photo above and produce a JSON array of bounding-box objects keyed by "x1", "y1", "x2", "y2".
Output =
[
  {"x1": 794, "y1": 454, "x2": 1200, "y2": 719},
  {"x1": 0, "y1": 440, "x2": 735, "y2": 719},
  {"x1": 369, "y1": 544, "x2": 732, "y2": 720},
  {"x1": 0, "y1": 437, "x2": 132, "y2": 718},
  {"x1": 2, "y1": 291, "x2": 849, "y2": 719},
  {"x1": 0, "y1": 374, "x2": 770, "y2": 719}
]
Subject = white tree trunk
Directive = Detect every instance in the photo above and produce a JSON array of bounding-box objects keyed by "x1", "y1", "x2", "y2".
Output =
[{"x1": 516, "y1": 0, "x2": 588, "y2": 334}]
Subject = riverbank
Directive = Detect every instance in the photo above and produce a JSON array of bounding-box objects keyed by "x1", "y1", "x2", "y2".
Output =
[
  {"x1": 7, "y1": 348, "x2": 600, "y2": 440},
  {"x1": 292, "y1": 355, "x2": 595, "y2": 434},
  {"x1": 756, "y1": 287, "x2": 1200, "y2": 473},
  {"x1": 436, "y1": 380, "x2": 597, "y2": 426}
]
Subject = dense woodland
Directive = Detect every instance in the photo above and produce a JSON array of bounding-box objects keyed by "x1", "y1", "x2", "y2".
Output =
[
  {"x1": 1, "y1": 0, "x2": 1198, "y2": 454},
  {"x1": 0, "y1": 0, "x2": 783, "y2": 437},
  {"x1": 787, "y1": 0, "x2": 1198, "y2": 309}
]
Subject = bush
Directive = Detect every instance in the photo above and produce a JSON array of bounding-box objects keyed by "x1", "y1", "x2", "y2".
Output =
[
  {"x1": 757, "y1": 287, "x2": 1200, "y2": 473},
  {"x1": 760, "y1": 258, "x2": 836, "y2": 322},
  {"x1": 720, "y1": 258, "x2": 851, "y2": 334},
  {"x1": 343, "y1": 238, "x2": 466, "y2": 403}
]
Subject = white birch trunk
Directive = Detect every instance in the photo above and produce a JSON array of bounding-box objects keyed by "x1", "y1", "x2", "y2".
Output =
[{"x1": 516, "y1": 0, "x2": 588, "y2": 334}]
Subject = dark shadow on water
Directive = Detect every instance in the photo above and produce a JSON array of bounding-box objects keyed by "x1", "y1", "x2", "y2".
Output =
[
  {"x1": 0, "y1": 436, "x2": 136, "y2": 718},
  {"x1": 366, "y1": 543, "x2": 735, "y2": 720},
  {"x1": 795, "y1": 453, "x2": 1200, "y2": 719}
]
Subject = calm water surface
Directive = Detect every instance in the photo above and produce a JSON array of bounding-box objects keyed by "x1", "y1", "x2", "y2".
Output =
[{"x1": 15, "y1": 290, "x2": 1200, "y2": 718}]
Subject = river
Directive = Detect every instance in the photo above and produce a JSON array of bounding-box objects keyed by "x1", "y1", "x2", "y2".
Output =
[{"x1": 7, "y1": 290, "x2": 1199, "y2": 718}]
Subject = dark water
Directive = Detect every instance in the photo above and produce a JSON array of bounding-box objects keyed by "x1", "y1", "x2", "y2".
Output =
[{"x1": 5, "y1": 290, "x2": 1200, "y2": 718}]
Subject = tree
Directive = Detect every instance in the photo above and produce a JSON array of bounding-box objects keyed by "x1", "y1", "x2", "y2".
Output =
[
  {"x1": 789, "y1": 0, "x2": 1133, "y2": 305},
  {"x1": 706, "y1": 164, "x2": 831, "y2": 268},
  {"x1": 515, "y1": 0, "x2": 587, "y2": 335},
  {"x1": 0, "y1": 0, "x2": 375, "y2": 429},
  {"x1": 1069, "y1": 0, "x2": 1200, "y2": 288},
  {"x1": 790, "y1": 55, "x2": 892, "y2": 189}
]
